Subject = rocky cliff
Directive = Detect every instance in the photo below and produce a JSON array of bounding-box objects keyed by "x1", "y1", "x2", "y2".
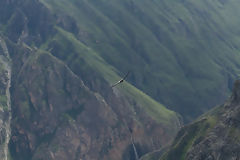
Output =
[
  {"x1": 0, "y1": 0, "x2": 180, "y2": 159},
  {"x1": 147, "y1": 80, "x2": 240, "y2": 160},
  {"x1": 0, "y1": 35, "x2": 12, "y2": 160}
]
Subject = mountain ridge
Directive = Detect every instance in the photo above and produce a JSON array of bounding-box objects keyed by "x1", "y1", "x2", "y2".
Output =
[{"x1": 146, "y1": 80, "x2": 240, "y2": 160}]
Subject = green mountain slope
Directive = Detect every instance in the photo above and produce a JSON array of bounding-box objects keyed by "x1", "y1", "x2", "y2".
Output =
[
  {"x1": 7, "y1": 37, "x2": 179, "y2": 160},
  {"x1": 0, "y1": 0, "x2": 180, "y2": 159},
  {"x1": 1, "y1": 0, "x2": 240, "y2": 159},
  {"x1": 39, "y1": 0, "x2": 240, "y2": 121},
  {"x1": 42, "y1": 26, "x2": 177, "y2": 125},
  {"x1": 148, "y1": 80, "x2": 240, "y2": 160}
]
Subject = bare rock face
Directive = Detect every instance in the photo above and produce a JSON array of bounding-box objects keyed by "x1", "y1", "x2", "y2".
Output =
[
  {"x1": 7, "y1": 49, "x2": 179, "y2": 160},
  {"x1": 0, "y1": 34, "x2": 12, "y2": 160},
  {"x1": 186, "y1": 80, "x2": 240, "y2": 160}
]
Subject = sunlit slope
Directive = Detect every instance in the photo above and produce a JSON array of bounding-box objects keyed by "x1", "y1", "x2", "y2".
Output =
[
  {"x1": 40, "y1": 0, "x2": 240, "y2": 121},
  {"x1": 41, "y1": 27, "x2": 179, "y2": 126}
]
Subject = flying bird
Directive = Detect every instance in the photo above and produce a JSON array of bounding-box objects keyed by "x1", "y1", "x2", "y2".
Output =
[{"x1": 111, "y1": 71, "x2": 130, "y2": 88}]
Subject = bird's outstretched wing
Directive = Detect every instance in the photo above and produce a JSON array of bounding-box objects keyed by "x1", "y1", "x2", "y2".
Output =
[
  {"x1": 122, "y1": 71, "x2": 130, "y2": 80},
  {"x1": 111, "y1": 80, "x2": 121, "y2": 88},
  {"x1": 111, "y1": 71, "x2": 130, "y2": 88}
]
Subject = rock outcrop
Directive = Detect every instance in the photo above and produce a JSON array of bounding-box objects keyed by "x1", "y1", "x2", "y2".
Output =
[
  {"x1": 8, "y1": 49, "x2": 179, "y2": 160},
  {"x1": 157, "y1": 80, "x2": 240, "y2": 160},
  {"x1": 0, "y1": 36, "x2": 12, "y2": 160},
  {"x1": 186, "y1": 80, "x2": 240, "y2": 160}
]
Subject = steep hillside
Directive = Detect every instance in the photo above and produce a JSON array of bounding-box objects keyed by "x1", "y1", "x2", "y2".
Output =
[
  {"x1": 1, "y1": 0, "x2": 240, "y2": 159},
  {"x1": 39, "y1": 0, "x2": 240, "y2": 121},
  {"x1": 0, "y1": 36, "x2": 12, "y2": 160},
  {"x1": 0, "y1": 0, "x2": 180, "y2": 160},
  {"x1": 9, "y1": 48, "x2": 178, "y2": 160},
  {"x1": 150, "y1": 80, "x2": 240, "y2": 160}
]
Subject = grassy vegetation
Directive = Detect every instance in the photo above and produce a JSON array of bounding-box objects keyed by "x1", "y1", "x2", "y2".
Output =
[
  {"x1": 228, "y1": 126, "x2": 240, "y2": 141},
  {"x1": 159, "y1": 113, "x2": 219, "y2": 160},
  {"x1": 122, "y1": 82, "x2": 177, "y2": 125},
  {"x1": 39, "y1": 0, "x2": 240, "y2": 121},
  {"x1": 40, "y1": 27, "x2": 178, "y2": 126},
  {"x1": 0, "y1": 95, "x2": 8, "y2": 111},
  {"x1": 4, "y1": 0, "x2": 240, "y2": 159},
  {"x1": 140, "y1": 149, "x2": 165, "y2": 160}
]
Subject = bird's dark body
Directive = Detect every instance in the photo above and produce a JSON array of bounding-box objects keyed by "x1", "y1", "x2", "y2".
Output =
[{"x1": 111, "y1": 71, "x2": 130, "y2": 88}]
